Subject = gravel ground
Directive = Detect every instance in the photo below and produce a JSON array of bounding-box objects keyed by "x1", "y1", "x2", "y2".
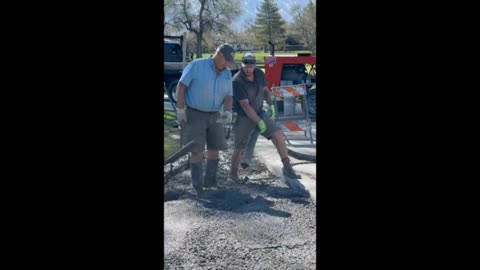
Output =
[{"x1": 164, "y1": 135, "x2": 316, "y2": 269}]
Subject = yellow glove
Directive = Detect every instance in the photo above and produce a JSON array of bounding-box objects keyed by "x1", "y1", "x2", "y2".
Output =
[
  {"x1": 257, "y1": 120, "x2": 267, "y2": 134},
  {"x1": 269, "y1": 105, "x2": 276, "y2": 120}
]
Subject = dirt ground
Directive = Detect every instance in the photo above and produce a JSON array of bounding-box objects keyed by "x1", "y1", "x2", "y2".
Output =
[{"x1": 164, "y1": 136, "x2": 316, "y2": 269}]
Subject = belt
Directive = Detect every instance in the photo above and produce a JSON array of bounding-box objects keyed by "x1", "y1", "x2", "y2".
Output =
[{"x1": 187, "y1": 106, "x2": 218, "y2": 114}]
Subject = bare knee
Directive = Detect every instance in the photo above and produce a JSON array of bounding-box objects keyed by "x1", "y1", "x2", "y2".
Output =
[
  {"x1": 191, "y1": 151, "x2": 204, "y2": 163},
  {"x1": 207, "y1": 149, "x2": 219, "y2": 160}
]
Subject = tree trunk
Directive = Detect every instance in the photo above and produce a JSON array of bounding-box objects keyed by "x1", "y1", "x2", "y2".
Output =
[{"x1": 196, "y1": 33, "x2": 203, "y2": 59}]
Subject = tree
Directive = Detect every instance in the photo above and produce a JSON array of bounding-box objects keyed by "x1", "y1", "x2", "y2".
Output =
[
  {"x1": 289, "y1": 1, "x2": 316, "y2": 52},
  {"x1": 254, "y1": 0, "x2": 286, "y2": 50},
  {"x1": 174, "y1": 0, "x2": 241, "y2": 58},
  {"x1": 164, "y1": 0, "x2": 184, "y2": 34},
  {"x1": 235, "y1": 22, "x2": 262, "y2": 50}
]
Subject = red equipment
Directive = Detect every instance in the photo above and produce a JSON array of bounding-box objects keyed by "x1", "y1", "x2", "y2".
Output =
[
  {"x1": 263, "y1": 52, "x2": 316, "y2": 121},
  {"x1": 264, "y1": 53, "x2": 316, "y2": 90}
]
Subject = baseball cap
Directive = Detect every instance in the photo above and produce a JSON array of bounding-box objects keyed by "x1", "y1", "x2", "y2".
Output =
[
  {"x1": 217, "y1": 43, "x2": 235, "y2": 64},
  {"x1": 242, "y1": 52, "x2": 256, "y2": 68}
]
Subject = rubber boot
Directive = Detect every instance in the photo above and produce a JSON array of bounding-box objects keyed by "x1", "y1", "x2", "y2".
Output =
[
  {"x1": 203, "y1": 159, "x2": 219, "y2": 188},
  {"x1": 190, "y1": 161, "x2": 204, "y2": 193}
]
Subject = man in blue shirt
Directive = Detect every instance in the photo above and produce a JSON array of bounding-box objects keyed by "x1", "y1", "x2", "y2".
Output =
[{"x1": 175, "y1": 43, "x2": 235, "y2": 194}]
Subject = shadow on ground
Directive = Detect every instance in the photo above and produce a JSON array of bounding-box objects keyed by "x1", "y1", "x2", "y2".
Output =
[
  {"x1": 243, "y1": 182, "x2": 311, "y2": 205},
  {"x1": 190, "y1": 187, "x2": 292, "y2": 218},
  {"x1": 165, "y1": 180, "x2": 311, "y2": 217}
]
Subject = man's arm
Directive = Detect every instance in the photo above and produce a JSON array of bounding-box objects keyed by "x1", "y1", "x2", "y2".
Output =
[
  {"x1": 176, "y1": 82, "x2": 187, "y2": 109},
  {"x1": 176, "y1": 61, "x2": 195, "y2": 110},
  {"x1": 239, "y1": 99, "x2": 262, "y2": 124},
  {"x1": 263, "y1": 86, "x2": 273, "y2": 106},
  {"x1": 223, "y1": 95, "x2": 232, "y2": 111}
]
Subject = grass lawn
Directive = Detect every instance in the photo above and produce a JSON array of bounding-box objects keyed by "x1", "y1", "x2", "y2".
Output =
[
  {"x1": 164, "y1": 111, "x2": 180, "y2": 160},
  {"x1": 192, "y1": 50, "x2": 313, "y2": 70},
  {"x1": 198, "y1": 50, "x2": 313, "y2": 62}
]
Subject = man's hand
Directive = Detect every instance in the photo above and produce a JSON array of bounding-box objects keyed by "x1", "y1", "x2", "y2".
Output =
[
  {"x1": 257, "y1": 119, "x2": 267, "y2": 134},
  {"x1": 222, "y1": 110, "x2": 232, "y2": 124},
  {"x1": 176, "y1": 108, "x2": 186, "y2": 124},
  {"x1": 269, "y1": 105, "x2": 276, "y2": 120}
]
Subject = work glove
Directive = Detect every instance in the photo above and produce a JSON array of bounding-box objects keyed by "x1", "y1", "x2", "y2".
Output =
[
  {"x1": 257, "y1": 119, "x2": 267, "y2": 134},
  {"x1": 269, "y1": 105, "x2": 276, "y2": 120},
  {"x1": 176, "y1": 107, "x2": 186, "y2": 124},
  {"x1": 221, "y1": 110, "x2": 232, "y2": 124}
]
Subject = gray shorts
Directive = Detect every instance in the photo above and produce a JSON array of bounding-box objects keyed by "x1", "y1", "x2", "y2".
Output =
[
  {"x1": 185, "y1": 107, "x2": 228, "y2": 154},
  {"x1": 233, "y1": 110, "x2": 280, "y2": 149}
]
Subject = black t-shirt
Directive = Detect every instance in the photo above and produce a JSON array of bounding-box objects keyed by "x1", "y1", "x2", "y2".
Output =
[{"x1": 232, "y1": 68, "x2": 268, "y2": 116}]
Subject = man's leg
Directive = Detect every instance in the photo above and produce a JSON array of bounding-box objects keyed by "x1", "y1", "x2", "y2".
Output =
[
  {"x1": 240, "y1": 128, "x2": 259, "y2": 169},
  {"x1": 230, "y1": 115, "x2": 254, "y2": 183},
  {"x1": 190, "y1": 151, "x2": 205, "y2": 193},
  {"x1": 186, "y1": 108, "x2": 207, "y2": 193},
  {"x1": 191, "y1": 152, "x2": 204, "y2": 163},
  {"x1": 270, "y1": 131, "x2": 301, "y2": 179},
  {"x1": 242, "y1": 110, "x2": 267, "y2": 168},
  {"x1": 204, "y1": 149, "x2": 219, "y2": 187},
  {"x1": 230, "y1": 148, "x2": 244, "y2": 182},
  {"x1": 271, "y1": 130, "x2": 289, "y2": 161},
  {"x1": 204, "y1": 113, "x2": 227, "y2": 188}
]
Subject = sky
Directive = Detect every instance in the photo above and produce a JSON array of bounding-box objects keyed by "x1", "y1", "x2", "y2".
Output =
[{"x1": 233, "y1": 0, "x2": 315, "y2": 32}]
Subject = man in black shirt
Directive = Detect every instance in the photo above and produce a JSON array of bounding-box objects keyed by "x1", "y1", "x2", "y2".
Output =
[{"x1": 231, "y1": 53, "x2": 300, "y2": 184}]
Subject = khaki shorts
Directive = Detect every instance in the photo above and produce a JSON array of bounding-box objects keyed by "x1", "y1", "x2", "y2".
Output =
[
  {"x1": 233, "y1": 111, "x2": 280, "y2": 149},
  {"x1": 185, "y1": 107, "x2": 227, "y2": 154}
]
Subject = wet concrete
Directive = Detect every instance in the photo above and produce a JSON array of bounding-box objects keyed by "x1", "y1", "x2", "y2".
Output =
[{"x1": 164, "y1": 136, "x2": 316, "y2": 269}]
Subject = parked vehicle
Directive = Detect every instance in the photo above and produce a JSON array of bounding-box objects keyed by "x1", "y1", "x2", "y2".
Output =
[{"x1": 164, "y1": 33, "x2": 190, "y2": 104}]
